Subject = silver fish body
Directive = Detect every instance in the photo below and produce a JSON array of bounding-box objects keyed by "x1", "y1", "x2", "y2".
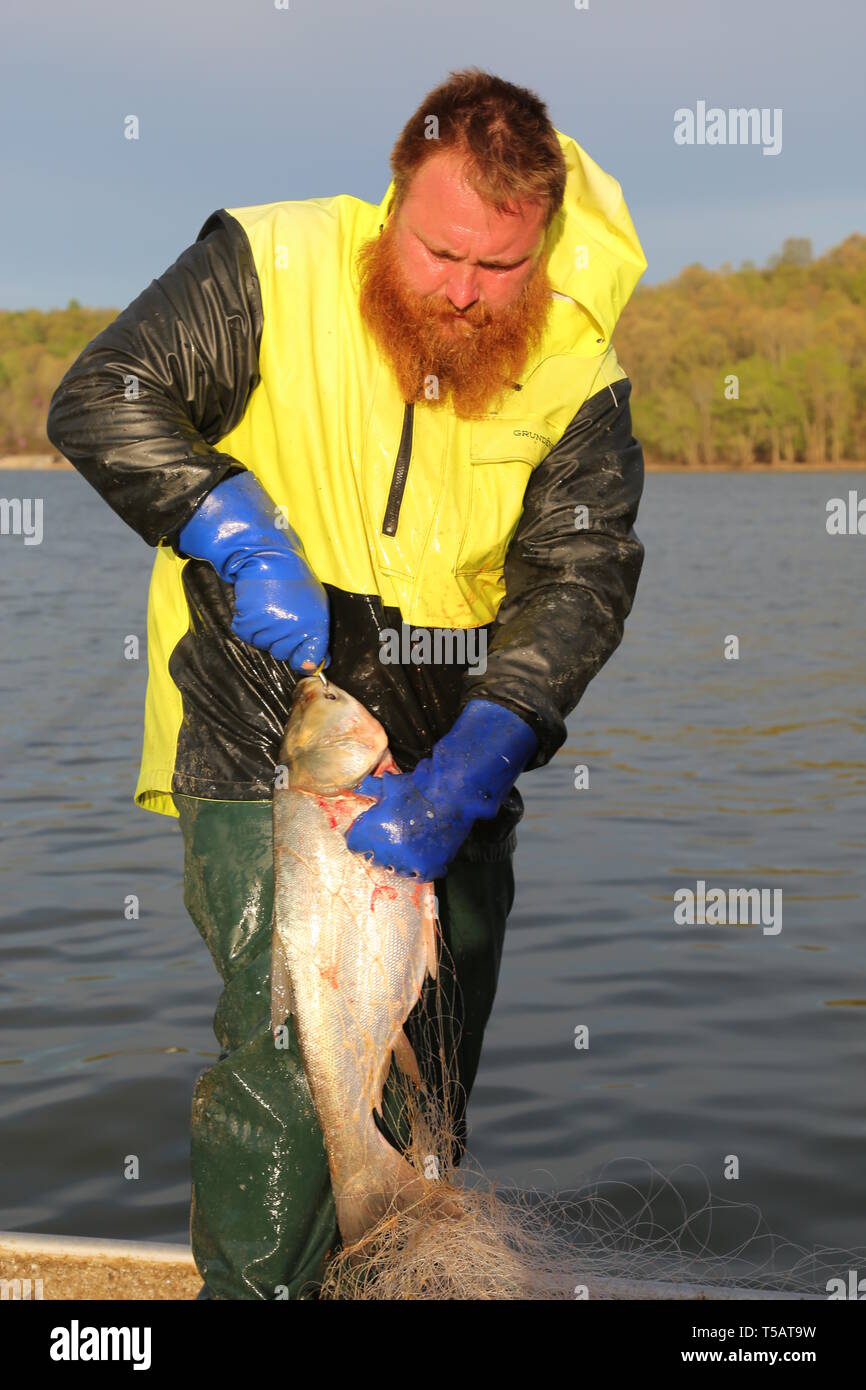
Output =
[{"x1": 271, "y1": 678, "x2": 439, "y2": 1243}]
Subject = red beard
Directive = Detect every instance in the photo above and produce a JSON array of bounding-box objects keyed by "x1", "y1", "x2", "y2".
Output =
[{"x1": 356, "y1": 219, "x2": 552, "y2": 418}]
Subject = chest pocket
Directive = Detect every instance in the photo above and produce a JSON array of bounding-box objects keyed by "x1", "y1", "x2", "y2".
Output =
[{"x1": 454, "y1": 419, "x2": 554, "y2": 576}]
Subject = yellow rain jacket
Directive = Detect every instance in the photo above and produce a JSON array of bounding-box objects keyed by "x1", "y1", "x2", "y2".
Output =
[{"x1": 47, "y1": 128, "x2": 647, "y2": 852}]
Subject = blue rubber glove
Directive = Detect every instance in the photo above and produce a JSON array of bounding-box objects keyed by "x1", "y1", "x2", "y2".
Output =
[
  {"x1": 345, "y1": 700, "x2": 538, "y2": 879},
  {"x1": 177, "y1": 472, "x2": 330, "y2": 670}
]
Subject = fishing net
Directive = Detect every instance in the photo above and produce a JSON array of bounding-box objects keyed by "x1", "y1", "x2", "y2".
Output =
[{"x1": 316, "y1": 924, "x2": 859, "y2": 1300}]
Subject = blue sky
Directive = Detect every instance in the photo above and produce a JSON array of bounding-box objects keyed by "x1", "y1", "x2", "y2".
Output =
[{"x1": 1, "y1": 0, "x2": 863, "y2": 310}]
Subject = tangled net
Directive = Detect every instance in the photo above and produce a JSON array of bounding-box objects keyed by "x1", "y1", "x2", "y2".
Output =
[{"x1": 316, "y1": 925, "x2": 863, "y2": 1300}]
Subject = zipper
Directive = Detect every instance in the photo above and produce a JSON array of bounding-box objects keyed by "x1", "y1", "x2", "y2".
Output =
[{"x1": 381, "y1": 402, "x2": 414, "y2": 536}]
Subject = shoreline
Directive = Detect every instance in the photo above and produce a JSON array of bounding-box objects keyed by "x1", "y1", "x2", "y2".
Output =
[
  {"x1": 643, "y1": 460, "x2": 866, "y2": 473},
  {"x1": 2, "y1": 453, "x2": 865, "y2": 474}
]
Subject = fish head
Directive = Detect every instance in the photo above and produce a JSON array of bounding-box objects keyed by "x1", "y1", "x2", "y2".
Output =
[{"x1": 280, "y1": 678, "x2": 389, "y2": 794}]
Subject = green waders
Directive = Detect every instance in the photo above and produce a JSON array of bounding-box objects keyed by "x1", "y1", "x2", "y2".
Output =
[{"x1": 173, "y1": 793, "x2": 515, "y2": 1300}]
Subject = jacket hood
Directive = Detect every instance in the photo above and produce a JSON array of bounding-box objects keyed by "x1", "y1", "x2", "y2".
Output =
[{"x1": 374, "y1": 127, "x2": 647, "y2": 346}]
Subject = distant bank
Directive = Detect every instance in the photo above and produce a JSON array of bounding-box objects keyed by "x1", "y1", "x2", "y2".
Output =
[
  {"x1": 3, "y1": 453, "x2": 865, "y2": 473},
  {"x1": 1, "y1": 453, "x2": 72, "y2": 470},
  {"x1": 6, "y1": 237, "x2": 864, "y2": 467}
]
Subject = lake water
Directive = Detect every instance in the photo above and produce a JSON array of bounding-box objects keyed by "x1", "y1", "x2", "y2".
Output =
[{"x1": 1, "y1": 469, "x2": 864, "y2": 1289}]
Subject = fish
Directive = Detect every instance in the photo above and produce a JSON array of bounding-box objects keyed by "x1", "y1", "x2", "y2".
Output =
[{"x1": 270, "y1": 676, "x2": 441, "y2": 1244}]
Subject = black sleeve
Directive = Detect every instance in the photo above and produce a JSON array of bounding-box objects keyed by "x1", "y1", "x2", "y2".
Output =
[
  {"x1": 45, "y1": 210, "x2": 263, "y2": 549},
  {"x1": 458, "y1": 375, "x2": 645, "y2": 768}
]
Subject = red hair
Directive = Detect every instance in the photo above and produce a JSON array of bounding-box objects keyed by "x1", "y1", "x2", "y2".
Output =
[{"x1": 388, "y1": 68, "x2": 567, "y2": 228}]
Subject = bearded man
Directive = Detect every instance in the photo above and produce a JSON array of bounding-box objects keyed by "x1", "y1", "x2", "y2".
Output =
[{"x1": 47, "y1": 67, "x2": 647, "y2": 1300}]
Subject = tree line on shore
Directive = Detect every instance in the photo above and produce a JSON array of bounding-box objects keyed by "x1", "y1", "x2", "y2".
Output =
[
  {"x1": 614, "y1": 235, "x2": 866, "y2": 467},
  {"x1": 1, "y1": 234, "x2": 864, "y2": 466}
]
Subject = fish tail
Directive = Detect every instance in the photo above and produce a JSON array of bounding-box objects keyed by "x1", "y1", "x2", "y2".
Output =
[{"x1": 336, "y1": 1129, "x2": 434, "y2": 1245}]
